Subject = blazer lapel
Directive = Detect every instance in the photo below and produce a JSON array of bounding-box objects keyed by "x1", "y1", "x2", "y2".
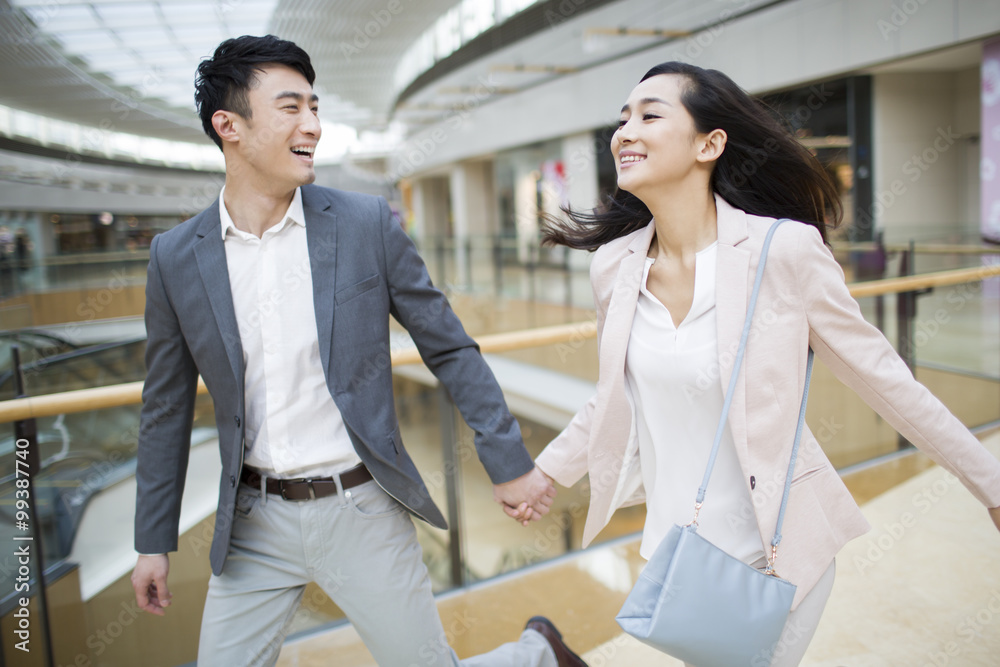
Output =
[
  {"x1": 302, "y1": 186, "x2": 338, "y2": 380},
  {"x1": 589, "y1": 221, "x2": 654, "y2": 509},
  {"x1": 193, "y1": 201, "x2": 244, "y2": 387},
  {"x1": 598, "y1": 222, "x2": 655, "y2": 384},
  {"x1": 714, "y1": 195, "x2": 751, "y2": 463}
]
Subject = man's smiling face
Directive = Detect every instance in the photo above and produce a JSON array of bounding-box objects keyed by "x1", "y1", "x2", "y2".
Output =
[{"x1": 235, "y1": 63, "x2": 321, "y2": 192}]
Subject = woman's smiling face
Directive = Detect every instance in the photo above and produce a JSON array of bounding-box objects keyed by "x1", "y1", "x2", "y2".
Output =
[{"x1": 611, "y1": 74, "x2": 706, "y2": 197}]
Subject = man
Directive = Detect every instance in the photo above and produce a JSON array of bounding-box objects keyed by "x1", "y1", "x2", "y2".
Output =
[{"x1": 130, "y1": 35, "x2": 587, "y2": 666}]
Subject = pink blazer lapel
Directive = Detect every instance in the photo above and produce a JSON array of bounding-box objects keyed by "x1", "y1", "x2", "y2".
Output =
[
  {"x1": 584, "y1": 221, "x2": 654, "y2": 534},
  {"x1": 714, "y1": 195, "x2": 752, "y2": 464},
  {"x1": 599, "y1": 222, "x2": 655, "y2": 378}
]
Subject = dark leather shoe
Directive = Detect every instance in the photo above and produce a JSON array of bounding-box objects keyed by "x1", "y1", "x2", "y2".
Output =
[{"x1": 525, "y1": 616, "x2": 588, "y2": 667}]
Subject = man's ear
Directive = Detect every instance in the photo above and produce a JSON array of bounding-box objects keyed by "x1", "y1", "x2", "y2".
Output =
[
  {"x1": 211, "y1": 110, "x2": 241, "y2": 146},
  {"x1": 695, "y1": 128, "x2": 727, "y2": 164}
]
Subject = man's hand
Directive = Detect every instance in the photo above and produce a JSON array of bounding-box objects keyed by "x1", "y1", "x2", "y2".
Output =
[
  {"x1": 494, "y1": 466, "x2": 556, "y2": 526},
  {"x1": 132, "y1": 554, "x2": 172, "y2": 616},
  {"x1": 990, "y1": 506, "x2": 1000, "y2": 533}
]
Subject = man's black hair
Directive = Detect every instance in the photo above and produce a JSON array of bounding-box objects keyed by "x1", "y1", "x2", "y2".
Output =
[{"x1": 195, "y1": 34, "x2": 316, "y2": 150}]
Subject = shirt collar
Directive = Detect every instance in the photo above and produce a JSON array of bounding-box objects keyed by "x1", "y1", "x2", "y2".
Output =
[{"x1": 219, "y1": 186, "x2": 306, "y2": 240}]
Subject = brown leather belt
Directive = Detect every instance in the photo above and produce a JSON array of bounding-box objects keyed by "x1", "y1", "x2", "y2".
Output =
[{"x1": 240, "y1": 463, "x2": 372, "y2": 501}]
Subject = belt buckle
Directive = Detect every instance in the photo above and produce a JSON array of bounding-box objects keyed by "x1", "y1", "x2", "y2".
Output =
[{"x1": 280, "y1": 478, "x2": 316, "y2": 501}]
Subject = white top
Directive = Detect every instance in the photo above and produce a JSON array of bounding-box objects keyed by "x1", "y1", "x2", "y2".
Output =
[
  {"x1": 624, "y1": 242, "x2": 763, "y2": 563},
  {"x1": 220, "y1": 187, "x2": 361, "y2": 478}
]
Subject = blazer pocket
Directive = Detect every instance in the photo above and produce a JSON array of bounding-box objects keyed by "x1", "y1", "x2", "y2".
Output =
[
  {"x1": 335, "y1": 274, "x2": 380, "y2": 304},
  {"x1": 790, "y1": 463, "x2": 828, "y2": 487}
]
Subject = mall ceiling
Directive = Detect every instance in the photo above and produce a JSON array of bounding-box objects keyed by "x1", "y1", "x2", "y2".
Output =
[
  {"x1": 0, "y1": 0, "x2": 784, "y2": 146},
  {"x1": 0, "y1": 0, "x2": 463, "y2": 143}
]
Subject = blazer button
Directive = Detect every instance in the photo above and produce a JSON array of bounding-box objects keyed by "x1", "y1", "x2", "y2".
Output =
[
  {"x1": 230, "y1": 475, "x2": 236, "y2": 487},
  {"x1": 234, "y1": 416, "x2": 241, "y2": 427}
]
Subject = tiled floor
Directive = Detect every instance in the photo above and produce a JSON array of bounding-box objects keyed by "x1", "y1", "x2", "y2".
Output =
[{"x1": 276, "y1": 431, "x2": 1000, "y2": 666}]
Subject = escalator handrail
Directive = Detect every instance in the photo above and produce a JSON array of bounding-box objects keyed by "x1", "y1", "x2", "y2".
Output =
[
  {"x1": 0, "y1": 329, "x2": 81, "y2": 350},
  {"x1": 0, "y1": 337, "x2": 147, "y2": 392}
]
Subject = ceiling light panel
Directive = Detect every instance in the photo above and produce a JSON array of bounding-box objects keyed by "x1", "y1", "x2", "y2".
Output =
[
  {"x1": 12, "y1": 0, "x2": 278, "y2": 116},
  {"x1": 227, "y1": 20, "x2": 272, "y2": 36},
  {"x1": 113, "y1": 67, "x2": 165, "y2": 88},
  {"x1": 219, "y1": 0, "x2": 277, "y2": 21},
  {"x1": 158, "y1": 2, "x2": 220, "y2": 25},
  {"x1": 23, "y1": 4, "x2": 102, "y2": 33},
  {"x1": 173, "y1": 23, "x2": 229, "y2": 42},
  {"x1": 93, "y1": 3, "x2": 161, "y2": 29},
  {"x1": 55, "y1": 30, "x2": 123, "y2": 54},
  {"x1": 81, "y1": 51, "x2": 142, "y2": 73},
  {"x1": 117, "y1": 27, "x2": 176, "y2": 50},
  {"x1": 143, "y1": 62, "x2": 196, "y2": 79}
]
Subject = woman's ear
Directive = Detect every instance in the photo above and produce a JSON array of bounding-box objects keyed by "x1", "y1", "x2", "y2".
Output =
[
  {"x1": 696, "y1": 128, "x2": 727, "y2": 164},
  {"x1": 211, "y1": 110, "x2": 240, "y2": 146}
]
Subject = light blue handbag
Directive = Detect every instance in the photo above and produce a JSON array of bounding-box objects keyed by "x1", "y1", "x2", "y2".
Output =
[{"x1": 616, "y1": 219, "x2": 815, "y2": 667}]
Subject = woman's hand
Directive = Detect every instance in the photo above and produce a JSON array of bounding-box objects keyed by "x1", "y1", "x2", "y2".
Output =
[
  {"x1": 990, "y1": 506, "x2": 1000, "y2": 533},
  {"x1": 495, "y1": 466, "x2": 556, "y2": 526}
]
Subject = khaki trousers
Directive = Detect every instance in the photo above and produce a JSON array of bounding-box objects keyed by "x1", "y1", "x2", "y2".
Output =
[{"x1": 197, "y1": 479, "x2": 556, "y2": 667}]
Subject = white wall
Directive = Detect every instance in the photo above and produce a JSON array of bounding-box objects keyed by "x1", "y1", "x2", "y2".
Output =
[
  {"x1": 411, "y1": 176, "x2": 451, "y2": 239},
  {"x1": 396, "y1": 0, "x2": 1000, "y2": 176},
  {"x1": 449, "y1": 160, "x2": 496, "y2": 238},
  {"x1": 955, "y1": 67, "x2": 982, "y2": 231},
  {"x1": 872, "y1": 68, "x2": 980, "y2": 243},
  {"x1": 561, "y1": 131, "x2": 600, "y2": 271},
  {"x1": 449, "y1": 160, "x2": 496, "y2": 283}
]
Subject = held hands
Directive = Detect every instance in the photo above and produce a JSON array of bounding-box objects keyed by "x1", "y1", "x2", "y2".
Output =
[
  {"x1": 131, "y1": 554, "x2": 172, "y2": 616},
  {"x1": 493, "y1": 466, "x2": 556, "y2": 526}
]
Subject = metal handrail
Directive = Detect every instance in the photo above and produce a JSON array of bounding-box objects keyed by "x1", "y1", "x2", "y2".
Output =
[
  {"x1": 848, "y1": 265, "x2": 1000, "y2": 298},
  {"x1": 0, "y1": 263, "x2": 998, "y2": 423},
  {"x1": 831, "y1": 242, "x2": 1000, "y2": 255}
]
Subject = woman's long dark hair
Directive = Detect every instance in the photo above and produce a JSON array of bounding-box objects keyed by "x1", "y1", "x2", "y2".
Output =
[{"x1": 543, "y1": 62, "x2": 842, "y2": 249}]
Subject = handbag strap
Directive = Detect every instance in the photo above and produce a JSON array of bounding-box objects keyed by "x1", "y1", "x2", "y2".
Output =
[{"x1": 686, "y1": 218, "x2": 814, "y2": 574}]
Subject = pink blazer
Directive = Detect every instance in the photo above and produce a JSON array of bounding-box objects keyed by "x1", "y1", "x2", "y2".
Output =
[{"x1": 536, "y1": 195, "x2": 1000, "y2": 607}]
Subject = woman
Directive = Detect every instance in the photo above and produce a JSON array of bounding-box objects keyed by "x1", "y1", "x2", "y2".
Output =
[{"x1": 513, "y1": 62, "x2": 1000, "y2": 665}]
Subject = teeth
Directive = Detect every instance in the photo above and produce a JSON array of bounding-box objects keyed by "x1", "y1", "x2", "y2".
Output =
[
  {"x1": 620, "y1": 155, "x2": 645, "y2": 163},
  {"x1": 292, "y1": 146, "x2": 314, "y2": 155}
]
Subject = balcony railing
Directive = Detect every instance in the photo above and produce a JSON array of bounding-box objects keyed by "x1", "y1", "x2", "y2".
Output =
[{"x1": 0, "y1": 261, "x2": 998, "y2": 666}]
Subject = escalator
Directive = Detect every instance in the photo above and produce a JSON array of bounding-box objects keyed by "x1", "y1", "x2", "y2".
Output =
[
  {"x1": 0, "y1": 331, "x2": 214, "y2": 664},
  {"x1": 0, "y1": 333, "x2": 146, "y2": 562},
  {"x1": 0, "y1": 336, "x2": 147, "y2": 487}
]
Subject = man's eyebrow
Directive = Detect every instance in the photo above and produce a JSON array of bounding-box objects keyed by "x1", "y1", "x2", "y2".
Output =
[
  {"x1": 620, "y1": 96, "x2": 669, "y2": 114},
  {"x1": 274, "y1": 91, "x2": 320, "y2": 103}
]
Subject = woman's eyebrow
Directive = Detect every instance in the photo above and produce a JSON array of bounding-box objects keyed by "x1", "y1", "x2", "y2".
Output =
[{"x1": 620, "y1": 97, "x2": 669, "y2": 113}]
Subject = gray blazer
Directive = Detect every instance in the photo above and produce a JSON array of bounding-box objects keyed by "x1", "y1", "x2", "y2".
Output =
[{"x1": 134, "y1": 184, "x2": 533, "y2": 575}]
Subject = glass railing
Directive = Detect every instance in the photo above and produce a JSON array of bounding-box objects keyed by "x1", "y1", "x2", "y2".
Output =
[
  {"x1": 0, "y1": 338, "x2": 218, "y2": 584},
  {"x1": 0, "y1": 330, "x2": 80, "y2": 383},
  {"x1": 0, "y1": 239, "x2": 997, "y2": 666},
  {"x1": 828, "y1": 237, "x2": 999, "y2": 470},
  {"x1": 0, "y1": 251, "x2": 151, "y2": 300},
  {"x1": 414, "y1": 235, "x2": 595, "y2": 311}
]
